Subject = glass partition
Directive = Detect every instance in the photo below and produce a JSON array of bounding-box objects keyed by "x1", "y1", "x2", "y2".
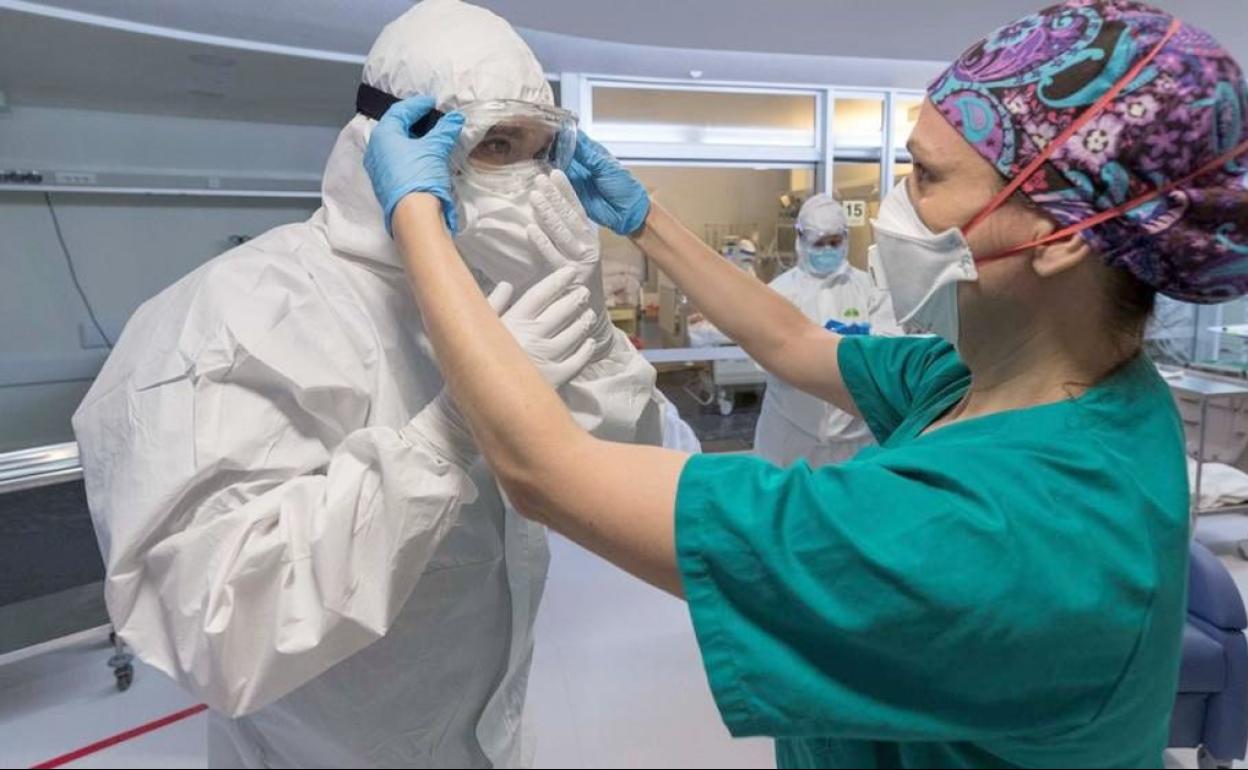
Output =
[
  {"x1": 832, "y1": 161, "x2": 881, "y2": 271},
  {"x1": 833, "y1": 94, "x2": 885, "y2": 156},
  {"x1": 892, "y1": 94, "x2": 924, "y2": 155}
]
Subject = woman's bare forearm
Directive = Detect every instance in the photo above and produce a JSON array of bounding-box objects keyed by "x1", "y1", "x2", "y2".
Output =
[
  {"x1": 632, "y1": 204, "x2": 811, "y2": 349},
  {"x1": 632, "y1": 203, "x2": 857, "y2": 413}
]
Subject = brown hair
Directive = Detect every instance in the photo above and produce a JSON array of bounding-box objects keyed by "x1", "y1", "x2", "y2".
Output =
[{"x1": 1105, "y1": 266, "x2": 1157, "y2": 355}]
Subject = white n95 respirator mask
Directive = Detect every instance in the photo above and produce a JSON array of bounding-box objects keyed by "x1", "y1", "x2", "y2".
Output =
[
  {"x1": 868, "y1": 182, "x2": 978, "y2": 347},
  {"x1": 454, "y1": 191, "x2": 546, "y2": 291}
]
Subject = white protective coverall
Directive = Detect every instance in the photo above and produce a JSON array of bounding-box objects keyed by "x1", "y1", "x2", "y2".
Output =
[
  {"x1": 71, "y1": 1, "x2": 679, "y2": 766},
  {"x1": 753, "y1": 195, "x2": 900, "y2": 468}
]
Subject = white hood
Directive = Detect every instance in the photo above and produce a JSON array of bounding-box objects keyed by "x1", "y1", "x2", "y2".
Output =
[
  {"x1": 319, "y1": 0, "x2": 553, "y2": 268},
  {"x1": 795, "y1": 192, "x2": 850, "y2": 278}
]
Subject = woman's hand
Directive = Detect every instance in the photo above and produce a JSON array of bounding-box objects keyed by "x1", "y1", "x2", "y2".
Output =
[
  {"x1": 363, "y1": 95, "x2": 464, "y2": 234},
  {"x1": 564, "y1": 132, "x2": 650, "y2": 237}
]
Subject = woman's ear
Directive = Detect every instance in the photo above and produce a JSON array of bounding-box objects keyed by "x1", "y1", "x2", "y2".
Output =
[{"x1": 1032, "y1": 231, "x2": 1093, "y2": 278}]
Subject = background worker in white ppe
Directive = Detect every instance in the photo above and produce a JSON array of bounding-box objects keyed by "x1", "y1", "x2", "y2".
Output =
[
  {"x1": 754, "y1": 195, "x2": 899, "y2": 467},
  {"x1": 70, "y1": 0, "x2": 686, "y2": 767}
]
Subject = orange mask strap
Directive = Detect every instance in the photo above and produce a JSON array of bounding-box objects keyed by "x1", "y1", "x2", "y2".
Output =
[{"x1": 974, "y1": 137, "x2": 1248, "y2": 265}]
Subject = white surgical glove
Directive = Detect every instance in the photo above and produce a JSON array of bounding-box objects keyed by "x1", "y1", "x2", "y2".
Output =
[
  {"x1": 527, "y1": 170, "x2": 617, "y2": 357},
  {"x1": 407, "y1": 266, "x2": 598, "y2": 466}
]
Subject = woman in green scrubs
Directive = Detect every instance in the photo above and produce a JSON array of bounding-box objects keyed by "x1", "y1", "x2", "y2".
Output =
[{"x1": 362, "y1": 1, "x2": 1248, "y2": 766}]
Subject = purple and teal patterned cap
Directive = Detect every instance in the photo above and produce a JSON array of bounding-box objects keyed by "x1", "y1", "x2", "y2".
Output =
[{"x1": 928, "y1": 0, "x2": 1248, "y2": 304}]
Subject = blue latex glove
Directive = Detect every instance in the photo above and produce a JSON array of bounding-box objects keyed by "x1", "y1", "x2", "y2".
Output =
[
  {"x1": 564, "y1": 132, "x2": 650, "y2": 236},
  {"x1": 363, "y1": 95, "x2": 465, "y2": 235},
  {"x1": 825, "y1": 319, "x2": 872, "y2": 336}
]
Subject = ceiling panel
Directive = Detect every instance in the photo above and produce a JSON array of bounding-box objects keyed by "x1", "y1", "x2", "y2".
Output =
[
  {"x1": 0, "y1": 8, "x2": 360, "y2": 124},
  {"x1": 24, "y1": 0, "x2": 1248, "y2": 62},
  {"x1": 2, "y1": 0, "x2": 1243, "y2": 124}
]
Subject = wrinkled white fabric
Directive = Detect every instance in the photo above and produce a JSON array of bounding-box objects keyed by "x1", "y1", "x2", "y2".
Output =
[
  {"x1": 72, "y1": 1, "x2": 683, "y2": 768},
  {"x1": 753, "y1": 265, "x2": 901, "y2": 468}
]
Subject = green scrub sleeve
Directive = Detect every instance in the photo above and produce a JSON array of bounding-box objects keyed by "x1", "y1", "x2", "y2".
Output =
[{"x1": 836, "y1": 336, "x2": 966, "y2": 443}]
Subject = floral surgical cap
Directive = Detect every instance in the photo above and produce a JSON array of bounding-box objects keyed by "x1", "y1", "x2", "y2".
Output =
[{"x1": 929, "y1": 0, "x2": 1248, "y2": 303}]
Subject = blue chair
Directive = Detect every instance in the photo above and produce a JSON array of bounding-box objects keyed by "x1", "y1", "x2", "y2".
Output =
[{"x1": 1170, "y1": 541, "x2": 1248, "y2": 768}]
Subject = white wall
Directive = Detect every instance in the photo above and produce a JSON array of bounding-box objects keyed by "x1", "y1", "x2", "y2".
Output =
[
  {"x1": 0, "y1": 104, "x2": 335, "y2": 451},
  {"x1": 0, "y1": 191, "x2": 320, "y2": 451}
]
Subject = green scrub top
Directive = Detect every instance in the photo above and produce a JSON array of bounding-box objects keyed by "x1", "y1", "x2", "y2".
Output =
[{"x1": 675, "y1": 336, "x2": 1190, "y2": 768}]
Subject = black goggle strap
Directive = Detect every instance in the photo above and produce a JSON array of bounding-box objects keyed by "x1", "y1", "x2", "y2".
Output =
[{"x1": 355, "y1": 83, "x2": 444, "y2": 138}]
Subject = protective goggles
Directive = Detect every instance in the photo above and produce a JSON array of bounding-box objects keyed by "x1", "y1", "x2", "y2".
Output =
[
  {"x1": 356, "y1": 84, "x2": 578, "y2": 175},
  {"x1": 455, "y1": 99, "x2": 578, "y2": 174}
]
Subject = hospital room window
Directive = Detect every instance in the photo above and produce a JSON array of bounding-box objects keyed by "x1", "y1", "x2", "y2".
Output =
[
  {"x1": 828, "y1": 95, "x2": 886, "y2": 271},
  {"x1": 832, "y1": 94, "x2": 885, "y2": 157},
  {"x1": 892, "y1": 94, "x2": 924, "y2": 155},
  {"x1": 590, "y1": 85, "x2": 819, "y2": 148},
  {"x1": 1189, "y1": 299, "x2": 1248, "y2": 371}
]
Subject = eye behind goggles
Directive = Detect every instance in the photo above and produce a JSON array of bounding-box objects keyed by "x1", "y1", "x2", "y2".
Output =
[{"x1": 355, "y1": 84, "x2": 578, "y2": 173}]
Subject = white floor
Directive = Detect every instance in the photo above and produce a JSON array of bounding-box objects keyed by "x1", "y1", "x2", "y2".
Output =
[
  {"x1": 0, "y1": 534, "x2": 773, "y2": 769},
  {"x1": 4, "y1": 520, "x2": 1248, "y2": 769}
]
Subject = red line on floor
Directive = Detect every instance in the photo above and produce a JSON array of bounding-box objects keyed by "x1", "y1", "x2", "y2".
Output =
[{"x1": 30, "y1": 703, "x2": 208, "y2": 769}]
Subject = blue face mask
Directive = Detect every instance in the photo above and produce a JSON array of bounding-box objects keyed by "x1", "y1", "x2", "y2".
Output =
[{"x1": 805, "y1": 244, "x2": 848, "y2": 276}]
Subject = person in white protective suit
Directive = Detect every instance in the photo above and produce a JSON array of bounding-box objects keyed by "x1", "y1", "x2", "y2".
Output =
[
  {"x1": 752, "y1": 194, "x2": 900, "y2": 468},
  {"x1": 70, "y1": 1, "x2": 689, "y2": 766}
]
